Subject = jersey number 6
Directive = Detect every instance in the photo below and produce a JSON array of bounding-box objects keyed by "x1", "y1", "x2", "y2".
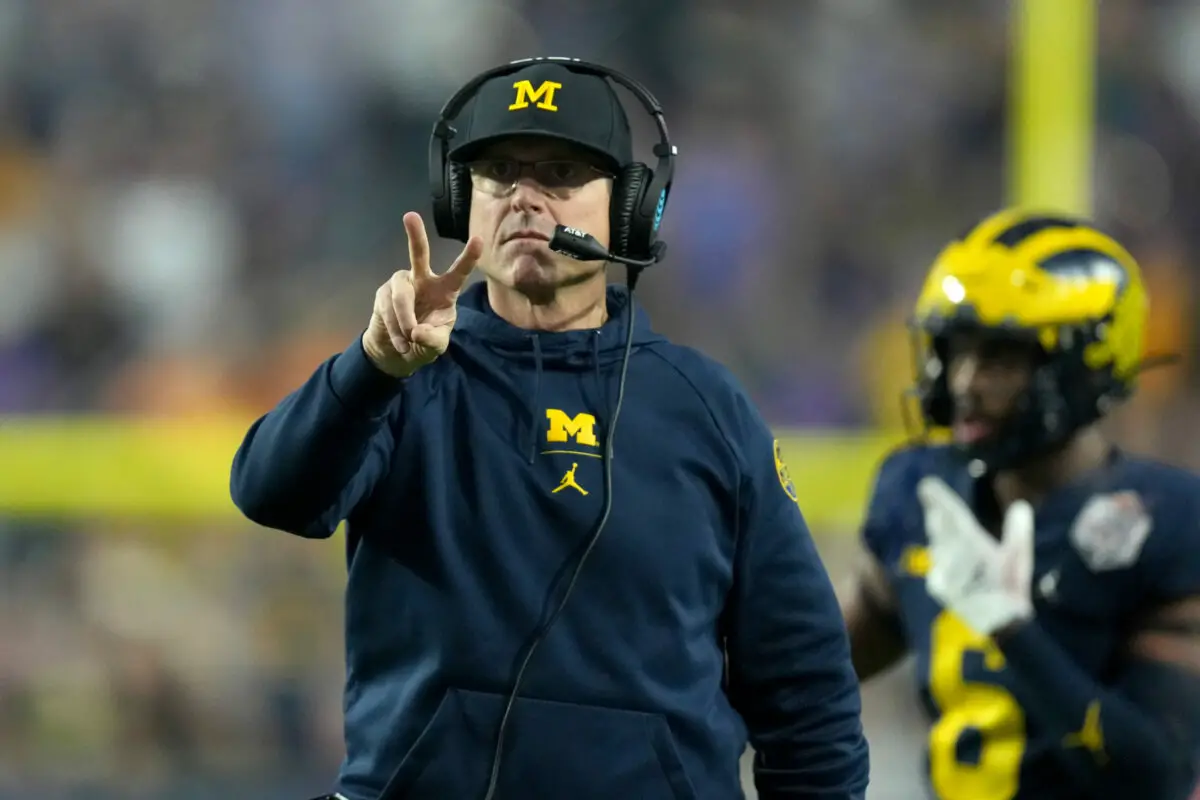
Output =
[{"x1": 928, "y1": 610, "x2": 1027, "y2": 800}]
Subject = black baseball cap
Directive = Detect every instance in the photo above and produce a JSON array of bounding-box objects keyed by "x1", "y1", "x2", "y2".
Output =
[{"x1": 447, "y1": 62, "x2": 633, "y2": 171}]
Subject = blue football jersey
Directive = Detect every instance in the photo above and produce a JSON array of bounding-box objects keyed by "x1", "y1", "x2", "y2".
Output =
[{"x1": 860, "y1": 445, "x2": 1200, "y2": 800}]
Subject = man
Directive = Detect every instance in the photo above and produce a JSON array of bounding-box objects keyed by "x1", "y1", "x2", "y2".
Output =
[
  {"x1": 841, "y1": 209, "x2": 1200, "y2": 799},
  {"x1": 231, "y1": 57, "x2": 869, "y2": 800}
]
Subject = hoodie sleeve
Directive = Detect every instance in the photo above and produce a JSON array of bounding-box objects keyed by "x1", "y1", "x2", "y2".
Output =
[
  {"x1": 724, "y1": 400, "x2": 870, "y2": 799},
  {"x1": 230, "y1": 336, "x2": 401, "y2": 538}
]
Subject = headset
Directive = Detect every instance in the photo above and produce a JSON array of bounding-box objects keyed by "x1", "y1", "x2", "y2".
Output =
[{"x1": 428, "y1": 56, "x2": 677, "y2": 266}]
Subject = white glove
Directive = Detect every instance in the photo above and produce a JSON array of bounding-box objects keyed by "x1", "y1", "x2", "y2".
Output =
[{"x1": 917, "y1": 476, "x2": 1036, "y2": 636}]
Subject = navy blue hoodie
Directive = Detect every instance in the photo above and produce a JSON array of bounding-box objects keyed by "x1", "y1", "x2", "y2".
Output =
[{"x1": 231, "y1": 284, "x2": 868, "y2": 800}]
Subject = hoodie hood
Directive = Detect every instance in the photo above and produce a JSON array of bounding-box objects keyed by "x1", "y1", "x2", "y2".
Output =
[
  {"x1": 454, "y1": 282, "x2": 665, "y2": 369},
  {"x1": 452, "y1": 282, "x2": 665, "y2": 462}
]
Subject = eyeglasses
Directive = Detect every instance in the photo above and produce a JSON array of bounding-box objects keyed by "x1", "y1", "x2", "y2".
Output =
[{"x1": 467, "y1": 159, "x2": 614, "y2": 199}]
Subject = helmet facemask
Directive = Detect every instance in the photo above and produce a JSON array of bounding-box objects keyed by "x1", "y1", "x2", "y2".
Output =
[{"x1": 908, "y1": 315, "x2": 1130, "y2": 473}]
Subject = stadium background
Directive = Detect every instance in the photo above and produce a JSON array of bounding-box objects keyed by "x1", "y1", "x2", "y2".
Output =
[{"x1": 2, "y1": 0, "x2": 1200, "y2": 797}]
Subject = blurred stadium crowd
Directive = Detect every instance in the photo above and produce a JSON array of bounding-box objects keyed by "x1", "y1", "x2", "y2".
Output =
[{"x1": 3, "y1": 0, "x2": 1200, "y2": 797}]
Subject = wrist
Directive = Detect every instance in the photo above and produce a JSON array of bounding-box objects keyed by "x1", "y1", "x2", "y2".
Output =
[
  {"x1": 361, "y1": 333, "x2": 417, "y2": 379},
  {"x1": 327, "y1": 335, "x2": 406, "y2": 419},
  {"x1": 992, "y1": 614, "x2": 1033, "y2": 645}
]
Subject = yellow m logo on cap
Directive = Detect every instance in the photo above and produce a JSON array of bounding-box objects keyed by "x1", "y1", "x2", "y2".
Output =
[{"x1": 509, "y1": 80, "x2": 562, "y2": 112}]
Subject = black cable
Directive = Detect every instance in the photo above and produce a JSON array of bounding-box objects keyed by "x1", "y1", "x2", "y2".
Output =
[{"x1": 480, "y1": 269, "x2": 641, "y2": 800}]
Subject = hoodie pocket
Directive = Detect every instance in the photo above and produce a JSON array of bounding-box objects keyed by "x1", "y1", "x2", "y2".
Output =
[{"x1": 384, "y1": 688, "x2": 698, "y2": 800}]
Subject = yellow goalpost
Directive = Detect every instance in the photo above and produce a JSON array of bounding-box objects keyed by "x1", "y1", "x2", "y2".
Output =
[{"x1": 1009, "y1": 0, "x2": 1096, "y2": 215}]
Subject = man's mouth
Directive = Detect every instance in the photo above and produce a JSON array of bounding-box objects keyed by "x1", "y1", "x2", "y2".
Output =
[
  {"x1": 953, "y1": 416, "x2": 997, "y2": 444},
  {"x1": 504, "y1": 230, "x2": 549, "y2": 244}
]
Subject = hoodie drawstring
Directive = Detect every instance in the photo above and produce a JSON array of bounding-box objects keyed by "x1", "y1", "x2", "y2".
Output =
[
  {"x1": 591, "y1": 333, "x2": 608, "y2": 450},
  {"x1": 527, "y1": 334, "x2": 544, "y2": 463}
]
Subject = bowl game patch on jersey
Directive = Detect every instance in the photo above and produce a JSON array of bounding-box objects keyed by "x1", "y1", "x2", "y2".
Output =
[{"x1": 1069, "y1": 491, "x2": 1152, "y2": 572}]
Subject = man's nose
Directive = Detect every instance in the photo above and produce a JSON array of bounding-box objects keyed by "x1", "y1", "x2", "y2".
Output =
[
  {"x1": 950, "y1": 354, "x2": 982, "y2": 397},
  {"x1": 508, "y1": 177, "x2": 549, "y2": 213}
]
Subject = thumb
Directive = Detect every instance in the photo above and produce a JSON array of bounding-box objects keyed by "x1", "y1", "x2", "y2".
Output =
[
  {"x1": 1001, "y1": 499, "x2": 1035, "y2": 591},
  {"x1": 409, "y1": 323, "x2": 446, "y2": 349},
  {"x1": 1002, "y1": 500, "x2": 1034, "y2": 551}
]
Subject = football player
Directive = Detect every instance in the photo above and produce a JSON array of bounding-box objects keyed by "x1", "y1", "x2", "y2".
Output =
[{"x1": 842, "y1": 209, "x2": 1200, "y2": 799}]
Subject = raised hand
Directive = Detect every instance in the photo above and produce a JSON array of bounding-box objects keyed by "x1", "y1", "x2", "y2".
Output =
[
  {"x1": 918, "y1": 476, "x2": 1035, "y2": 636},
  {"x1": 363, "y1": 212, "x2": 484, "y2": 378}
]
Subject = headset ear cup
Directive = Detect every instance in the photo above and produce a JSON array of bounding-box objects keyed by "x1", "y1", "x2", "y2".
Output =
[
  {"x1": 446, "y1": 162, "x2": 472, "y2": 243},
  {"x1": 609, "y1": 163, "x2": 651, "y2": 260}
]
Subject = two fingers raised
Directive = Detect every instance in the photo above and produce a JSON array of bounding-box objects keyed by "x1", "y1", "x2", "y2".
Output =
[{"x1": 403, "y1": 211, "x2": 483, "y2": 295}]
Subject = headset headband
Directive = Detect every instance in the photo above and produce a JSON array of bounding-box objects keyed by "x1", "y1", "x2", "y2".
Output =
[{"x1": 429, "y1": 57, "x2": 676, "y2": 233}]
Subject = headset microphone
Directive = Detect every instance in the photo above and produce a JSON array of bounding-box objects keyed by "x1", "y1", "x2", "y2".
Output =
[{"x1": 550, "y1": 225, "x2": 665, "y2": 270}]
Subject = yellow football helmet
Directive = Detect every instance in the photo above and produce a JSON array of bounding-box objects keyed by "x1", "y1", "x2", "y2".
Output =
[{"x1": 909, "y1": 208, "x2": 1149, "y2": 469}]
